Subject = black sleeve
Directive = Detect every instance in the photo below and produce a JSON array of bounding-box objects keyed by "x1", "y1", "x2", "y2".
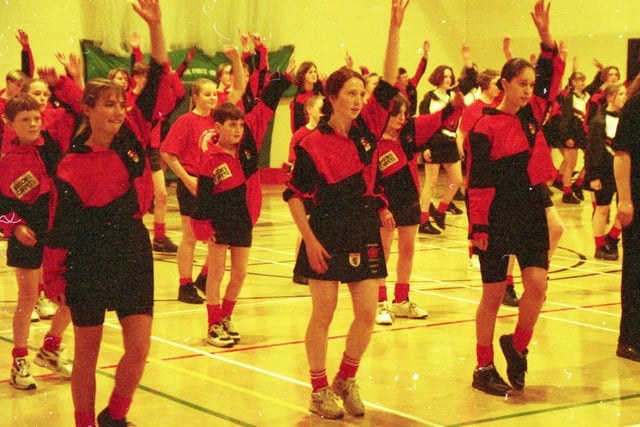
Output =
[
  {"x1": 136, "y1": 59, "x2": 163, "y2": 122},
  {"x1": 260, "y1": 72, "x2": 292, "y2": 111},
  {"x1": 192, "y1": 175, "x2": 215, "y2": 221}
]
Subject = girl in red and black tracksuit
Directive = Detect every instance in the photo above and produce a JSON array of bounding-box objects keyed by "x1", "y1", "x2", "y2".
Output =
[
  {"x1": 584, "y1": 83, "x2": 627, "y2": 260},
  {"x1": 43, "y1": 3, "x2": 167, "y2": 426},
  {"x1": 290, "y1": 61, "x2": 324, "y2": 133},
  {"x1": 190, "y1": 71, "x2": 291, "y2": 347},
  {"x1": 375, "y1": 92, "x2": 461, "y2": 325},
  {"x1": 0, "y1": 93, "x2": 71, "y2": 390},
  {"x1": 467, "y1": 0, "x2": 562, "y2": 397},
  {"x1": 394, "y1": 39, "x2": 429, "y2": 117}
]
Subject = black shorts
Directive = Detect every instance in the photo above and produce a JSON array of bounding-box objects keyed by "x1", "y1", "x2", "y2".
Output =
[
  {"x1": 594, "y1": 186, "x2": 617, "y2": 206},
  {"x1": 389, "y1": 199, "x2": 420, "y2": 227},
  {"x1": 65, "y1": 220, "x2": 154, "y2": 327},
  {"x1": 147, "y1": 147, "x2": 162, "y2": 172},
  {"x1": 294, "y1": 204, "x2": 387, "y2": 283},
  {"x1": 7, "y1": 238, "x2": 43, "y2": 269},
  {"x1": 426, "y1": 132, "x2": 460, "y2": 164},
  {"x1": 176, "y1": 179, "x2": 197, "y2": 216},
  {"x1": 214, "y1": 227, "x2": 252, "y2": 247},
  {"x1": 479, "y1": 248, "x2": 548, "y2": 283}
]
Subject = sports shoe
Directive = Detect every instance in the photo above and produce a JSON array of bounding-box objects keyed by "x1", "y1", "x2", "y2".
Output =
[
  {"x1": 332, "y1": 377, "x2": 365, "y2": 417},
  {"x1": 431, "y1": 209, "x2": 446, "y2": 230},
  {"x1": 594, "y1": 245, "x2": 618, "y2": 261},
  {"x1": 309, "y1": 386, "x2": 344, "y2": 419},
  {"x1": 562, "y1": 192, "x2": 581, "y2": 204},
  {"x1": 222, "y1": 316, "x2": 241, "y2": 343},
  {"x1": 616, "y1": 343, "x2": 640, "y2": 362},
  {"x1": 152, "y1": 236, "x2": 178, "y2": 253},
  {"x1": 418, "y1": 220, "x2": 441, "y2": 235},
  {"x1": 391, "y1": 299, "x2": 428, "y2": 319},
  {"x1": 551, "y1": 180, "x2": 563, "y2": 191},
  {"x1": 468, "y1": 254, "x2": 481, "y2": 270},
  {"x1": 10, "y1": 357, "x2": 37, "y2": 390},
  {"x1": 293, "y1": 274, "x2": 309, "y2": 285},
  {"x1": 499, "y1": 334, "x2": 528, "y2": 390},
  {"x1": 606, "y1": 235, "x2": 620, "y2": 259},
  {"x1": 207, "y1": 323, "x2": 235, "y2": 348},
  {"x1": 502, "y1": 286, "x2": 520, "y2": 307},
  {"x1": 34, "y1": 346, "x2": 72, "y2": 378},
  {"x1": 178, "y1": 283, "x2": 204, "y2": 304},
  {"x1": 453, "y1": 188, "x2": 466, "y2": 201},
  {"x1": 31, "y1": 308, "x2": 40, "y2": 323},
  {"x1": 571, "y1": 183, "x2": 584, "y2": 201},
  {"x1": 36, "y1": 294, "x2": 56, "y2": 320},
  {"x1": 447, "y1": 201, "x2": 463, "y2": 215},
  {"x1": 97, "y1": 407, "x2": 136, "y2": 427},
  {"x1": 375, "y1": 301, "x2": 394, "y2": 325},
  {"x1": 472, "y1": 363, "x2": 512, "y2": 396},
  {"x1": 194, "y1": 273, "x2": 207, "y2": 293}
]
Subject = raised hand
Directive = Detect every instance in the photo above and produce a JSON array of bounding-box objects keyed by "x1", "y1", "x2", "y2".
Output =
[
  {"x1": 15, "y1": 28, "x2": 29, "y2": 48},
  {"x1": 390, "y1": 0, "x2": 410, "y2": 28},
  {"x1": 422, "y1": 39, "x2": 430, "y2": 58},
  {"x1": 37, "y1": 66, "x2": 60, "y2": 87},
  {"x1": 129, "y1": 31, "x2": 141, "y2": 49},
  {"x1": 503, "y1": 36, "x2": 513, "y2": 60},
  {"x1": 132, "y1": 0, "x2": 162, "y2": 25},
  {"x1": 238, "y1": 29, "x2": 250, "y2": 52}
]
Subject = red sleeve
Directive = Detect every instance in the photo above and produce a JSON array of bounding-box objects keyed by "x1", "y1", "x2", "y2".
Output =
[
  {"x1": 409, "y1": 57, "x2": 427, "y2": 87},
  {"x1": 51, "y1": 76, "x2": 83, "y2": 114}
]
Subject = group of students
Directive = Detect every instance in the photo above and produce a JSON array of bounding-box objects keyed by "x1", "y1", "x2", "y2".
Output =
[{"x1": 1, "y1": 0, "x2": 639, "y2": 425}]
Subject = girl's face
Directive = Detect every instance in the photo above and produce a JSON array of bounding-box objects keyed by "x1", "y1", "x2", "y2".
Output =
[
  {"x1": 609, "y1": 86, "x2": 627, "y2": 112},
  {"x1": 329, "y1": 77, "x2": 365, "y2": 121},
  {"x1": 219, "y1": 65, "x2": 232, "y2": 88},
  {"x1": 6, "y1": 79, "x2": 23, "y2": 97},
  {"x1": 605, "y1": 68, "x2": 620, "y2": 84},
  {"x1": 307, "y1": 98, "x2": 324, "y2": 123},
  {"x1": 571, "y1": 77, "x2": 586, "y2": 92},
  {"x1": 439, "y1": 68, "x2": 453, "y2": 90},
  {"x1": 193, "y1": 82, "x2": 218, "y2": 112},
  {"x1": 386, "y1": 104, "x2": 407, "y2": 132},
  {"x1": 365, "y1": 75, "x2": 380, "y2": 95},
  {"x1": 502, "y1": 67, "x2": 536, "y2": 110},
  {"x1": 304, "y1": 66, "x2": 318, "y2": 86},
  {"x1": 28, "y1": 81, "x2": 51, "y2": 111},
  {"x1": 112, "y1": 71, "x2": 129, "y2": 91},
  {"x1": 84, "y1": 90, "x2": 126, "y2": 138},
  {"x1": 486, "y1": 77, "x2": 501, "y2": 99}
]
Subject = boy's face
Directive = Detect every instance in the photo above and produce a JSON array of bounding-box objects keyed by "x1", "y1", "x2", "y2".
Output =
[
  {"x1": 8, "y1": 110, "x2": 41, "y2": 144},
  {"x1": 215, "y1": 119, "x2": 244, "y2": 145}
]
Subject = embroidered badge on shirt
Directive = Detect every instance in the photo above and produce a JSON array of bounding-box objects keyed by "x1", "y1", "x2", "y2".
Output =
[
  {"x1": 348, "y1": 252, "x2": 361, "y2": 267},
  {"x1": 212, "y1": 163, "x2": 232, "y2": 185},
  {"x1": 10, "y1": 171, "x2": 39, "y2": 200},
  {"x1": 360, "y1": 138, "x2": 371, "y2": 152},
  {"x1": 127, "y1": 150, "x2": 140, "y2": 163},
  {"x1": 379, "y1": 150, "x2": 399, "y2": 171}
]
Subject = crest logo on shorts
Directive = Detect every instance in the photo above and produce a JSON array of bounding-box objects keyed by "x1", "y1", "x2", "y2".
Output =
[{"x1": 348, "y1": 253, "x2": 361, "y2": 267}]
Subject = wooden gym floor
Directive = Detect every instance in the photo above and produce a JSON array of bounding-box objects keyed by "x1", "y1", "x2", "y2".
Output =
[{"x1": 0, "y1": 174, "x2": 638, "y2": 426}]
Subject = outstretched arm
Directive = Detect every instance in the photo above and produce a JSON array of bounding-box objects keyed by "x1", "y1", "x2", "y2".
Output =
[
  {"x1": 383, "y1": 0, "x2": 409, "y2": 83},
  {"x1": 530, "y1": 0, "x2": 554, "y2": 50},
  {"x1": 132, "y1": 0, "x2": 168, "y2": 65}
]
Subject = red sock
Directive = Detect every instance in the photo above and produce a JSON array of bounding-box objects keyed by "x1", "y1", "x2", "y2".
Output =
[
  {"x1": 575, "y1": 176, "x2": 584, "y2": 186},
  {"x1": 437, "y1": 201, "x2": 449, "y2": 214},
  {"x1": 512, "y1": 324, "x2": 533, "y2": 353},
  {"x1": 476, "y1": 344, "x2": 494, "y2": 367},
  {"x1": 394, "y1": 283, "x2": 410, "y2": 303},
  {"x1": 43, "y1": 333, "x2": 62, "y2": 352},
  {"x1": 108, "y1": 392, "x2": 132, "y2": 421},
  {"x1": 595, "y1": 235, "x2": 606, "y2": 249},
  {"x1": 562, "y1": 186, "x2": 572, "y2": 195},
  {"x1": 206, "y1": 304, "x2": 222, "y2": 327},
  {"x1": 200, "y1": 265, "x2": 209, "y2": 276},
  {"x1": 12, "y1": 347, "x2": 28, "y2": 364},
  {"x1": 555, "y1": 171, "x2": 562, "y2": 182},
  {"x1": 378, "y1": 285, "x2": 388, "y2": 302},
  {"x1": 310, "y1": 369, "x2": 329, "y2": 392},
  {"x1": 153, "y1": 222, "x2": 166, "y2": 240},
  {"x1": 506, "y1": 275, "x2": 514, "y2": 286},
  {"x1": 220, "y1": 298, "x2": 236, "y2": 318},
  {"x1": 420, "y1": 211, "x2": 429, "y2": 224},
  {"x1": 337, "y1": 352, "x2": 360, "y2": 380},
  {"x1": 608, "y1": 227, "x2": 621, "y2": 241},
  {"x1": 468, "y1": 245, "x2": 474, "y2": 258},
  {"x1": 74, "y1": 410, "x2": 96, "y2": 427},
  {"x1": 179, "y1": 277, "x2": 192, "y2": 287}
]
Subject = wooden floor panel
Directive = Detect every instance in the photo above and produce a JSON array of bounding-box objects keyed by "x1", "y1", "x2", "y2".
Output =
[{"x1": 1, "y1": 181, "x2": 639, "y2": 426}]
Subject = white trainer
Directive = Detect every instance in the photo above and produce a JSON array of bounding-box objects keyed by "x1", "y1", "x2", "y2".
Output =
[
  {"x1": 391, "y1": 300, "x2": 429, "y2": 319},
  {"x1": 36, "y1": 294, "x2": 56, "y2": 320},
  {"x1": 375, "y1": 301, "x2": 394, "y2": 325}
]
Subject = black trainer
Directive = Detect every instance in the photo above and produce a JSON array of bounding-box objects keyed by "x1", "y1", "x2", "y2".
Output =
[
  {"x1": 194, "y1": 273, "x2": 207, "y2": 293},
  {"x1": 562, "y1": 192, "x2": 581, "y2": 204},
  {"x1": 594, "y1": 245, "x2": 618, "y2": 261},
  {"x1": 152, "y1": 236, "x2": 178, "y2": 253},
  {"x1": 499, "y1": 334, "x2": 528, "y2": 390},
  {"x1": 617, "y1": 343, "x2": 640, "y2": 362},
  {"x1": 418, "y1": 221, "x2": 441, "y2": 235},
  {"x1": 97, "y1": 407, "x2": 134, "y2": 427},
  {"x1": 551, "y1": 180, "x2": 563, "y2": 191},
  {"x1": 502, "y1": 286, "x2": 520, "y2": 307},
  {"x1": 472, "y1": 363, "x2": 512, "y2": 396},
  {"x1": 571, "y1": 183, "x2": 584, "y2": 200},
  {"x1": 432, "y1": 209, "x2": 446, "y2": 230},
  {"x1": 447, "y1": 201, "x2": 463, "y2": 215},
  {"x1": 178, "y1": 283, "x2": 204, "y2": 304},
  {"x1": 453, "y1": 188, "x2": 466, "y2": 201}
]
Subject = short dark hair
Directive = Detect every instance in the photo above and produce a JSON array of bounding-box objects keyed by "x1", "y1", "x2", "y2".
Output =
[
  {"x1": 213, "y1": 102, "x2": 244, "y2": 124},
  {"x1": 4, "y1": 92, "x2": 40, "y2": 121},
  {"x1": 428, "y1": 65, "x2": 455, "y2": 86}
]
